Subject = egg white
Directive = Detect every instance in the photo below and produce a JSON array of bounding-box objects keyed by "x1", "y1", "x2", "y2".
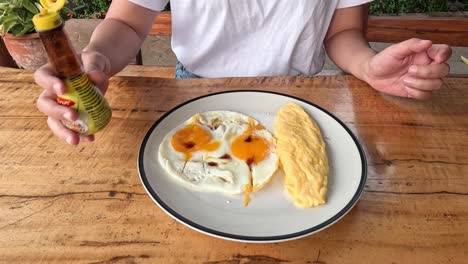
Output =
[{"x1": 158, "y1": 111, "x2": 279, "y2": 194}]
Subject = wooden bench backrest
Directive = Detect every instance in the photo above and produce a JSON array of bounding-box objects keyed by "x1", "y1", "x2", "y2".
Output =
[
  {"x1": 367, "y1": 16, "x2": 468, "y2": 47},
  {"x1": 151, "y1": 12, "x2": 468, "y2": 47}
]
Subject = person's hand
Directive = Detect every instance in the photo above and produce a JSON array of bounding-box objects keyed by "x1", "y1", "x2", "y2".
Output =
[
  {"x1": 34, "y1": 50, "x2": 111, "y2": 145},
  {"x1": 363, "y1": 38, "x2": 452, "y2": 100}
]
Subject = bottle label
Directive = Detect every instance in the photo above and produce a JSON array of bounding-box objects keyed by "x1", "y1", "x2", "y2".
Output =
[
  {"x1": 58, "y1": 73, "x2": 112, "y2": 135},
  {"x1": 57, "y1": 96, "x2": 75, "y2": 107}
]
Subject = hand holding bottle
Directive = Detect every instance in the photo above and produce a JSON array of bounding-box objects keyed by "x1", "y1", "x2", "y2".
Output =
[
  {"x1": 34, "y1": 51, "x2": 111, "y2": 145},
  {"x1": 33, "y1": 1, "x2": 112, "y2": 145}
]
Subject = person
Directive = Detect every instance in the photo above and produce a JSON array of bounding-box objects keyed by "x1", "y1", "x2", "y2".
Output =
[{"x1": 34, "y1": 0, "x2": 452, "y2": 145}]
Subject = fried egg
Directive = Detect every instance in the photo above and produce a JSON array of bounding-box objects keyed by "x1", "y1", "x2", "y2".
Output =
[{"x1": 158, "y1": 111, "x2": 279, "y2": 206}]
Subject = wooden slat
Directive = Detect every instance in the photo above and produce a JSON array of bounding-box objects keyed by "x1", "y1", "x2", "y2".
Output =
[
  {"x1": 150, "y1": 12, "x2": 468, "y2": 47},
  {"x1": 367, "y1": 16, "x2": 468, "y2": 46},
  {"x1": 149, "y1": 12, "x2": 172, "y2": 36},
  {"x1": 118, "y1": 65, "x2": 175, "y2": 78}
]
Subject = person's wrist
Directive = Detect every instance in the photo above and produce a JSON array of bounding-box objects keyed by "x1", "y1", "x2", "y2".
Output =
[
  {"x1": 360, "y1": 55, "x2": 373, "y2": 84},
  {"x1": 356, "y1": 50, "x2": 377, "y2": 85}
]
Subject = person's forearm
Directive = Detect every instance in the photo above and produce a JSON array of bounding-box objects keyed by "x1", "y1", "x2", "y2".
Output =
[
  {"x1": 82, "y1": 18, "x2": 147, "y2": 76},
  {"x1": 325, "y1": 29, "x2": 376, "y2": 82}
]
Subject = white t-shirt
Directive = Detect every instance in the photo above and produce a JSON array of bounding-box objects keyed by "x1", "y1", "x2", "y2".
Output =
[{"x1": 129, "y1": 0, "x2": 372, "y2": 77}]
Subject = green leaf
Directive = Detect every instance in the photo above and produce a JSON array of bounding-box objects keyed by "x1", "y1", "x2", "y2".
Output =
[
  {"x1": 21, "y1": 0, "x2": 39, "y2": 15},
  {"x1": 0, "y1": 16, "x2": 18, "y2": 31},
  {"x1": 0, "y1": 0, "x2": 42, "y2": 35},
  {"x1": 0, "y1": 6, "x2": 13, "y2": 15},
  {"x1": 1, "y1": 19, "x2": 18, "y2": 35},
  {"x1": 61, "y1": 6, "x2": 75, "y2": 14},
  {"x1": 11, "y1": 0, "x2": 23, "y2": 7},
  {"x1": 0, "y1": 14, "x2": 19, "y2": 22},
  {"x1": 461, "y1": 56, "x2": 468, "y2": 65},
  {"x1": 10, "y1": 24, "x2": 24, "y2": 35},
  {"x1": 0, "y1": 3, "x2": 11, "y2": 10},
  {"x1": 7, "y1": 1, "x2": 20, "y2": 9},
  {"x1": 2, "y1": 11, "x2": 19, "y2": 22},
  {"x1": 15, "y1": 21, "x2": 34, "y2": 35},
  {"x1": 34, "y1": 2, "x2": 42, "y2": 11}
]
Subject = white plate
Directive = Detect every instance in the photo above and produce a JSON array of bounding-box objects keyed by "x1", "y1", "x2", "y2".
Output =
[{"x1": 138, "y1": 90, "x2": 367, "y2": 243}]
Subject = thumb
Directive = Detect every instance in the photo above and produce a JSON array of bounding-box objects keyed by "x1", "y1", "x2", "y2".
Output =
[
  {"x1": 80, "y1": 50, "x2": 110, "y2": 94},
  {"x1": 87, "y1": 70, "x2": 109, "y2": 94},
  {"x1": 81, "y1": 50, "x2": 111, "y2": 75},
  {"x1": 386, "y1": 38, "x2": 432, "y2": 60}
]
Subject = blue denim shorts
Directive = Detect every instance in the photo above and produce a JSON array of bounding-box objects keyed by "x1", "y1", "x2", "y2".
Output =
[{"x1": 175, "y1": 61, "x2": 201, "y2": 79}]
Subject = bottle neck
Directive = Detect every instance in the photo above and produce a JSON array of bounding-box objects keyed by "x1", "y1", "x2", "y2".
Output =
[{"x1": 39, "y1": 25, "x2": 83, "y2": 79}]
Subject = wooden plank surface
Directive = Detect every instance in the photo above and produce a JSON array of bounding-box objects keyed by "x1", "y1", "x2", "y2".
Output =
[
  {"x1": 0, "y1": 67, "x2": 468, "y2": 263},
  {"x1": 117, "y1": 65, "x2": 175, "y2": 78},
  {"x1": 367, "y1": 16, "x2": 468, "y2": 46},
  {"x1": 149, "y1": 12, "x2": 172, "y2": 36}
]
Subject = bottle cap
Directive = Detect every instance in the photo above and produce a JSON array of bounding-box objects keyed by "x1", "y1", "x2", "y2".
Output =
[
  {"x1": 32, "y1": 0, "x2": 65, "y2": 31},
  {"x1": 40, "y1": 0, "x2": 65, "y2": 12}
]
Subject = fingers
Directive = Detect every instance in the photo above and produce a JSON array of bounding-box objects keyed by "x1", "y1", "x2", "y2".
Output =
[
  {"x1": 47, "y1": 117, "x2": 80, "y2": 145},
  {"x1": 427, "y1": 44, "x2": 452, "y2": 64},
  {"x1": 34, "y1": 64, "x2": 66, "y2": 95},
  {"x1": 82, "y1": 135, "x2": 95, "y2": 143},
  {"x1": 403, "y1": 60, "x2": 448, "y2": 101},
  {"x1": 404, "y1": 87, "x2": 433, "y2": 100},
  {"x1": 37, "y1": 91, "x2": 79, "y2": 121},
  {"x1": 46, "y1": 115, "x2": 95, "y2": 145},
  {"x1": 387, "y1": 38, "x2": 432, "y2": 60},
  {"x1": 35, "y1": 64, "x2": 80, "y2": 145},
  {"x1": 403, "y1": 77, "x2": 443, "y2": 91},
  {"x1": 403, "y1": 63, "x2": 446, "y2": 96},
  {"x1": 408, "y1": 63, "x2": 450, "y2": 79},
  {"x1": 38, "y1": 91, "x2": 95, "y2": 145}
]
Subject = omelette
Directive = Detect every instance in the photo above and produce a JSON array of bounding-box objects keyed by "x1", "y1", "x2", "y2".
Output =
[
  {"x1": 274, "y1": 103, "x2": 328, "y2": 208},
  {"x1": 159, "y1": 111, "x2": 279, "y2": 206}
]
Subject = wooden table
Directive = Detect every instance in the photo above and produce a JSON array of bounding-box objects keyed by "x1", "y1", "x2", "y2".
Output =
[{"x1": 1, "y1": 66, "x2": 467, "y2": 263}]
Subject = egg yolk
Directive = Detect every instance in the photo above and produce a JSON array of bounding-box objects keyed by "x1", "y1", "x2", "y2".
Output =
[
  {"x1": 231, "y1": 134, "x2": 270, "y2": 165},
  {"x1": 171, "y1": 124, "x2": 220, "y2": 160},
  {"x1": 244, "y1": 184, "x2": 252, "y2": 207},
  {"x1": 232, "y1": 125, "x2": 271, "y2": 208}
]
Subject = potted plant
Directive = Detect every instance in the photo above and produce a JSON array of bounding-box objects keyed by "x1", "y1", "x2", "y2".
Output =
[{"x1": 0, "y1": 0, "x2": 72, "y2": 69}]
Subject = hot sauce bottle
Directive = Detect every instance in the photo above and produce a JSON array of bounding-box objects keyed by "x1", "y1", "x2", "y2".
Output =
[{"x1": 32, "y1": 0, "x2": 112, "y2": 136}]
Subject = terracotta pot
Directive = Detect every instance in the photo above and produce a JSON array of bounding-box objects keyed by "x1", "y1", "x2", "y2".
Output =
[
  {"x1": 0, "y1": 37, "x2": 17, "y2": 68},
  {"x1": 3, "y1": 33, "x2": 48, "y2": 70}
]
